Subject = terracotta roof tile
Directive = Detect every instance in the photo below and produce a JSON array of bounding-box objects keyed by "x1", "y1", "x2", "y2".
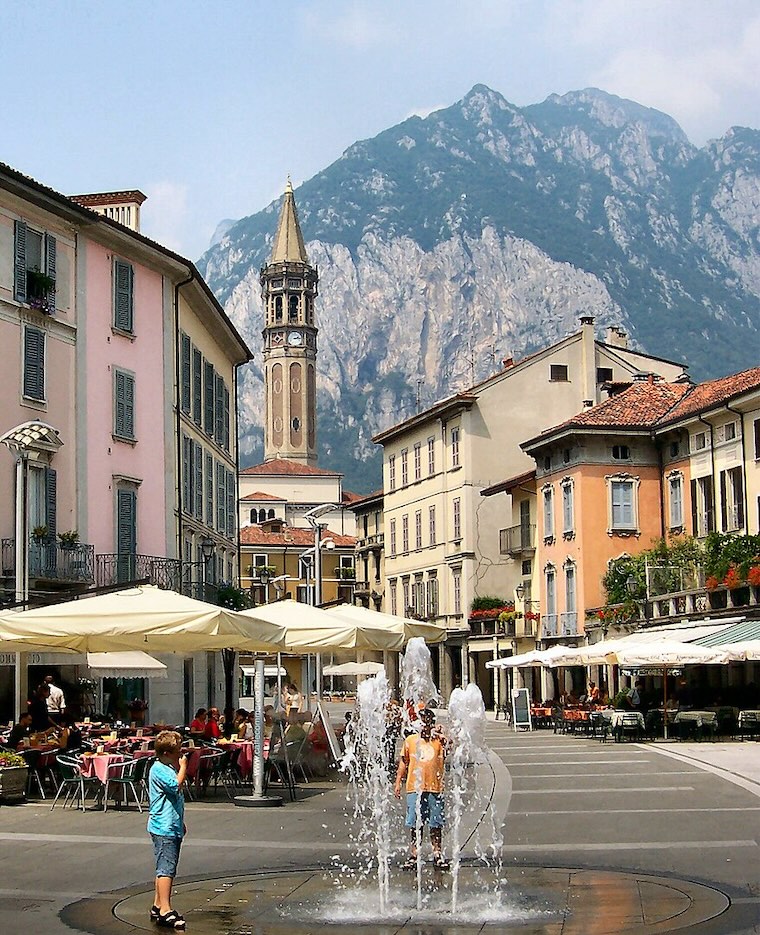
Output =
[
  {"x1": 661, "y1": 367, "x2": 760, "y2": 424},
  {"x1": 240, "y1": 458, "x2": 341, "y2": 477},
  {"x1": 240, "y1": 491, "x2": 286, "y2": 502},
  {"x1": 341, "y1": 490, "x2": 364, "y2": 504},
  {"x1": 240, "y1": 526, "x2": 356, "y2": 547}
]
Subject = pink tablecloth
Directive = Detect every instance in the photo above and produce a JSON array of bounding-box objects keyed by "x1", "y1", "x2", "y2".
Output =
[
  {"x1": 80, "y1": 753, "x2": 125, "y2": 784},
  {"x1": 225, "y1": 740, "x2": 269, "y2": 778}
]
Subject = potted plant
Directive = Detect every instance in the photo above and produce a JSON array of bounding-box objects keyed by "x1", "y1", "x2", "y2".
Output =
[
  {"x1": 32, "y1": 525, "x2": 49, "y2": 543},
  {"x1": 127, "y1": 698, "x2": 148, "y2": 726},
  {"x1": 26, "y1": 268, "x2": 55, "y2": 312},
  {"x1": 58, "y1": 530, "x2": 80, "y2": 550},
  {"x1": 0, "y1": 750, "x2": 29, "y2": 801}
]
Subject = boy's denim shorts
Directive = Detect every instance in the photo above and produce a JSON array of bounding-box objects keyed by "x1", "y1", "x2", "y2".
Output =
[
  {"x1": 405, "y1": 791, "x2": 444, "y2": 829},
  {"x1": 150, "y1": 833, "x2": 182, "y2": 878}
]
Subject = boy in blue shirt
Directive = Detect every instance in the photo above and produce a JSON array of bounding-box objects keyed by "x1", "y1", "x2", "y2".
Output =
[{"x1": 147, "y1": 730, "x2": 188, "y2": 929}]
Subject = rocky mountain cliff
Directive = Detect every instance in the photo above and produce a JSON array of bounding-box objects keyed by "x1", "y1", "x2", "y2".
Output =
[{"x1": 198, "y1": 85, "x2": 760, "y2": 493}]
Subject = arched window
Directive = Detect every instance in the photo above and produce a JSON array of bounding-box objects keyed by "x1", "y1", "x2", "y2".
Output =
[
  {"x1": 268, "y1": 509, "x2": 275, "y2": 519},
  {"x1": 275, "y1": 296, "x2": 283, "y2": 322},
  {"x1": 250, "y1": 509, "x2": 257, "y2": 524},
  {"x1": 258, "y1": 509, "x2": 267, "y2": 523},
  {"x1": 289, "y1": 295, "x2": 299, "y2": 322}
]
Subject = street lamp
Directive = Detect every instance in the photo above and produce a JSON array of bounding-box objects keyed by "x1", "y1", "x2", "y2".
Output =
[
  {"x1": 257, "y1": 565, "x2": 273, "y2": 604},
  {"x1": 200, "y1": 535, "x2": 215, "y2": 602},
  {"x1": 515, "y1": 584, "x2": 525, "y2": 601},
  {"x1": 303, "y1": 503, "x2": 336, "y2": 608}
]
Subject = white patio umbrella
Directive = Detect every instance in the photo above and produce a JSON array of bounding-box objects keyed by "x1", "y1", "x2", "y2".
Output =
[
  {"x1": 610, "y1": 639, "x2": 730, "y2": 739},
  {"x1": 326, "y1": 603, "x2": 447, "y2": 646},
  {"x1": 715, "y1": 640, "x2": 760, "y2": 661},
  {"x1": 0, "y1": 585, "x2": 286, "y2": 653},
  {"x1": 322, "y1": 660, "x2": 384, "y2": 676},
  {"x1": 486, "y1": 649, "x2": 546, "y2": 669}
]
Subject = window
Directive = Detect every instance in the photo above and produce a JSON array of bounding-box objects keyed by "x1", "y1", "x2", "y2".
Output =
[
  {"x1": 429, "y1": 505, "x2": 436, "y2": 546},
  {"x1": 204, "y1": 361, "x2": 215, "y2": 436},
  {"x1": 250, "y1": 554, "x2": 268, "y2": 576},
  {"x1": 545, "y1": 566, "x2": 556, "y2": 617},
  {"x1": 192, "y1": 349, "x2": 202, "y2": 425},
  {"x1": 23, "y1": 326, "x2": 45, "y2": 400},
  {"x1": 691, "y1": 476, "x2": 715, "y2": 536},
  {"x1": 596, "y1": 367, "x2": 613, "y2": 383},
  {"x1": 550, "y1": 364, "x2": 568, "y2": 382},
  {"x1": 542, "y1": 486, "x2": 554, "y2": 540},
  {"x1": 402, "y1": 515, "x2": 409, "y2": 553},
  {"x1": 180, "y1": 332, "x2": 191, "y2": 414},
  {"x1": 14, "y1": 221, "x2": 56, "y2": 311},
  {"x1": 412, "y1": 575, "x2": 425, "y2": 617},
  {"x1": 389, "y1": 518, "x2": 397, "y2": 556},
  {"x1": 564, "y1": 563, "x2": 576, "y2": 633},
  {"x1": 216, "y1": 461, "x2": 226, "y2": 532},
  {"x1": 669, "y1": 474, "x2": 684, "y2": 529},
  {"x1": 29, "y1": 464, "x2": 56, "y2": 539},
  {"x1": 724, "y1": 422, "x2": 736, "y2": 441},
  {"x1": 113, "y1": 259, "x2": 134, "y2": 332},
  {"x1": 754, "y1": 419, "x2": 760, "y2": 460},
  {"x1": 453, "y1": 569, "x2": 462, "y2": 616},
  {"x1": 193, "y1": 441, "x2": 203, "y2": 519},
  {"x1": 562, "y1": 448, "x2": 571, "y2": 464},
  {"x1": 453, "y1": 498, "x2": 461, "y2": 541},
  {"x1": 521, "y1": 559, "x2": 532, "y2": 576},
  {"x1": 116, "y1": 487, "x2": 137, "y2": 580},
  {"x1": 427, "y1": 437, "x2": 435, "y2": 475},
  {"x1": 113, "y1": 369, "x2": 135, "y2": 440},
  {"x1": 415, "y1": 510, "x2": 423, "y2": 549},
  {"x1": 561, "y1": 481, "x2": 574, "y2": 535},
  {"x1": 182, "y1": 436, "x2": 192, "y2": 511},
  {"x1": 450, "y1": 427, "x2": 460, "y2": 468},
  {"x1": 693, "y1": 432, "x2": 706, "y2": 452},
  {"x1": 610, "y1": 478, "x2": 636, "y2": 530},
  {"x1": 389, "y1": 456, "x2": 396, "y2": 491},
  {"x1": 401, "y1": 449, "x2": 409, "y2": 486},
  {"x1": 426, "y1": 576, "x2": 439, "y2": 617},
  {"x1": 401, "y1": 578, "x2": 409, "y2": 614},
  {"x1": 612, "y1": 445, "x2": 631, "y2": 460},
  {"x1": 543, "y1": 455, "x2": 552, "y2": 471},
  {"x1": 670, "y1": 441, "x2": 681, "y2": 458},
  {"x1": 413, "y1": 443, "x2": 422, "y2": 481},
  {"x1": 225, "y1": 468, "x2": 235, "y2": 539},
  {"x1": 720, "y1": 466, "x2": 744, "y2": 531},
  {"x1": 389, "y1": 580, "x2": 397, "y2": 616},
  {"x1": 205, "y1": 452, "x2": 214, "y2": 526}
]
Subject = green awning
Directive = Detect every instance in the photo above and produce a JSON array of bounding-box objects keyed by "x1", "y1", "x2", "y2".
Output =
[{"x1": 695, "y1": 619, "x2": 760, "y2": 646}]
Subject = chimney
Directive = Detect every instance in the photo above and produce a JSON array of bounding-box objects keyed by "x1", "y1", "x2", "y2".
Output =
[
  {"x1": 69, "y1": 190, "x2": 147, "y2": 232},
  {"x1": 605, "y1": 326, "x2": 629, "y2": 349},
  {"x1": 502, "y1": 357, "x2": 514, "y2": 369},
  {"x1": 580, "y1": 315, "x2": 596, "y2": 405}
]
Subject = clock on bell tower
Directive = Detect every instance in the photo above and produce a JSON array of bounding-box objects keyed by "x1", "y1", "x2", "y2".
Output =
[{"x1": 260, "y1": 180, "x2": 319, "y2": 465}]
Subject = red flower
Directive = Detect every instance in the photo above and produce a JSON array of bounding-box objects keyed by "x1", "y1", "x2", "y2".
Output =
[
  {"x1": 705, "y1": 575, "x2": 720, "y2": 592},
  {"x1": 747, "y1": 565, "x2": 760, "y2": 587},
  {"x1": 723, "y1": 566, "x2": 743, "y2": 590}
]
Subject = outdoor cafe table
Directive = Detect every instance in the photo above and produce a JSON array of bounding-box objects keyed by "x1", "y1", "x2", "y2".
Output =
[
  {"x1": 673, "y1": 710, "x2": 718, "y2": 740},
  {"x1": 221, "y1": 739, "x2": 270, "y2": 779},
  {"x1": 601, "y1": 710, "x2": 646, "y2": 729},
  {"x1": 80, "y1": 752, "x2": 126, "y2": 784}
]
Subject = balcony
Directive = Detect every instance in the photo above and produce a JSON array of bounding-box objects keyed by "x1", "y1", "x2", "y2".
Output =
[
  {"x1": 559, "y1": 611, "x2": 579, "y2": 637},
  {"x1": 540, "y1": 613, "x2": 558, "y2": 638},
  {"x1": 499, "y1": 524, "x2": 536, "y2": 556},
  {"x1": 357, "y1": 533, "x2": 384, "y2": 553},
  {"x1": 96, "y1": 554, "x2": 192, "y2": 591},
  {"x1": 1, "y1": 538, "x2": 95, "y2": 584}
]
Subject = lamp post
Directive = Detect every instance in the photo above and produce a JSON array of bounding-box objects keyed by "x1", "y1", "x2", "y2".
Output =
[
  {"x1": 302, "y1": 504, "x2": 336, "y2": 701},
  {"x1": 200, "y1": 535, "x2": 215, "y2": 602},
  {"x1": 0, "y1": 421, "x2": 62, "y2": 719},
  {"x1": 257, "y1": 565, "x2": 273, "y2": 604}
]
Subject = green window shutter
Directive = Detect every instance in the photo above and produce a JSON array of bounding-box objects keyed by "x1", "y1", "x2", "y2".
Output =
[
  {"x1": 113, "y1": 259, "x2": 134, "y2": 332},
  {"x1": 45, "y1": 234, "x2": 56, "y2": 311},
  {"x1": 719, "y1": 471, "x2": 727, "y2": 532},
  {"x1": 45, "y1": 467, "x2": 57, "y2": 539},
  {"x1": 214, "y1": 374, "x2": 224, "y2": 443},
  {"x1": 114, "y1": 370, "x2": 135, "y2": 438},
  {"x1": 14, "y1": 220, "x2": 27, "y2": 303},
  {"x1": 23, "y1": 327, "x2": 45, "y2": 400},
  {"x1": 222, "y1": 383, "x2": 230, "y2": 451},
  {"x1": 204, "y1": 361, "x2": 215, "y2": 436},
  {"x1": 205, "y1": 452, "x2": 214, "y2": 526},
  {"x1": 736, "y1": 470, "x2": 745, "y2": 528},
  {"x1": 226, "y1": 468, "x2": 235, "y2": 539},
  {"x1": 180, "y1": 333, "x2": 191, "y2": 413},
  {"x1": 116, "y1": 489, "x2": 137, "y2": 582},
  {"x1": 194, "y1": 441, "x2": 203, "y2": 519},
  {"x1": 182, "y1": 435, "x2": 192, "y2": 513},
  {"x1": 192, "y1": 348, "x2": 202, "y2": 425},
  {"x1": 690, "y1": 479, "x2": 698, "y2": 533},
  {"x1": 216, "y1": 461, "x2": 226, "y2": 531}
]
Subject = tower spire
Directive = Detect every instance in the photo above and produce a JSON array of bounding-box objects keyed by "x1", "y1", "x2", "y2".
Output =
[{"x1": 270, "y1": 178, "x2": 308, "y2": 264}]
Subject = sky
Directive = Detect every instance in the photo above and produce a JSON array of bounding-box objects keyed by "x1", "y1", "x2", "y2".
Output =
[{"x1": 2, "y1": 1, "x2": 759, "y2": 260}]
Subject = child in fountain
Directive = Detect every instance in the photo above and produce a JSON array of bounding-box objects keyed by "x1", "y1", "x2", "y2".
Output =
[{"x1": 394, "y1": 706, "x2": 449, "y2": 870}]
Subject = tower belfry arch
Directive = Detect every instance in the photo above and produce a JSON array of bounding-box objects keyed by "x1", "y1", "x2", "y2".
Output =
[{"x1": 260, "y1": 180, "x2": 319, "y2": 465}]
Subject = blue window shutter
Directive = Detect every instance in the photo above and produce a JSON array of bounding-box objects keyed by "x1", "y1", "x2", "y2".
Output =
[
  {"x1": 182, "y1": 435, "x2": 192, "y2": 512},
  {"x1": 113, "y1": 260, "x2": 134, "y2": 332},
  {"x1": 222, "y1": 384, "x2": 230, "y2": 451},
  {"x1": 45, "y1": 467, "x2": 57, "y2": 538},
  {"x1": 14, "y1": 220, "x2": 27, "y2": 302},
  {"x1": 214, "y1": 374, "x2": 224, "y2": 442},
  {"x1": 180, "y1": 333, "x2": 191, "y2": 413},
  {"x1": 23, "y1": 328, "x2": 45, "y2": 400},
  {"x1": 114, "y1": 370, "x2": 134, "y2": 438},
  {"x1": 114, "y1": 371, "x2": 125, "y2": 436},
  {"x1": 226, "y1": 468, "x2": 235, "y2": 539},
  {"x1": 45, "y1": 234, "x2": 56, "y2": 311},
  {"x1": 216, "y1": 462, "x2": 226, "y2": 531}
]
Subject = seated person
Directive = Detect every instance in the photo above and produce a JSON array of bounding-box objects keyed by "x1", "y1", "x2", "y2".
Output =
[
  {"x1": 29, "y1": 684, "x2": 57, "y2": 734},
  {"x1": 7, "y1": 711, "x2": 33, "y2": 748},
  {"x1": 189, "y1": 708, "x2": 208, "y2": 734},
  {"x1": 204, "y1": 708, "x2": 221, "y2": 740},
  {"x1": 239, "y1": 711, "x2": 256, "y2": 741},
  {"x1": 231, "y1": 708, "x2": 248, "y2": 736},
  {"x1": 283, "y1": 713, "x2": 308, "y2": 744},
  {"x1": 55, "y1": 712, "x2": 84, "y2": 752}
]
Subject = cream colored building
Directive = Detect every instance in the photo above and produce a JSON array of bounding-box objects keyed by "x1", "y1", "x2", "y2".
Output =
[
  {"x1": 349, "y1": 489, "x2": 385, "y2": 611},
  {"x1": 373, "y1": 317, "x2": 687, "y2": 701}
]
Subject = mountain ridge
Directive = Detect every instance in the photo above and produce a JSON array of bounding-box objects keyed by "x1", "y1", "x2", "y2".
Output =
[{"x1": 198, "y1": 84, "x2": 760, "y2": 493}]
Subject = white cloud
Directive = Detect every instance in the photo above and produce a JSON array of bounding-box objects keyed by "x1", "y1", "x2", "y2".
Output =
[{"x1": 301, "y1": 3, "x2": 392, "y2": 49}]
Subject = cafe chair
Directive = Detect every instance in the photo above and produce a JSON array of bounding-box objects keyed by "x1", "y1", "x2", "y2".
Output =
[
  {"x1": 50, "y1": 756, "x2": 100, "y2": 811},
  {"x1": 103, "y1": 758, "x2": 143, "y2": 812}
]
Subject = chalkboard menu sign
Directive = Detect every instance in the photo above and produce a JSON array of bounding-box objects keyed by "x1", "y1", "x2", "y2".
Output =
[{"x1": 511, "y1": 687, "x2": 532, "y2": 731}]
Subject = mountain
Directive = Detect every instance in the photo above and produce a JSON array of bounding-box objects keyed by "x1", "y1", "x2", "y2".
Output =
[{"x1": 198, "y1": 85, "x2": 760, "y2": 493}]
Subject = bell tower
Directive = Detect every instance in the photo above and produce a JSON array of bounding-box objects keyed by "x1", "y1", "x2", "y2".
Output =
[{"x1": 260, "y1": 180, "x2": 319, "y2": 465}]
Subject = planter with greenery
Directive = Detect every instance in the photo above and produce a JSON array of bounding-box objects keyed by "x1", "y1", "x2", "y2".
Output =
[
  {"x1": 26, "y1": 268, "x2": 55, "y2": 312},
  {"x1": 58, "y1": 530, "x2": 80, "y2": 549},
  {"x1": 32, "y1": 525, "x2": 49, "y2": 543},
  {"x1": 0, "y1": 750, "x2": 29, "y2": 800},
  {"x1": 335, "y1": 566, "x2": 355, "y2": 580}
]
